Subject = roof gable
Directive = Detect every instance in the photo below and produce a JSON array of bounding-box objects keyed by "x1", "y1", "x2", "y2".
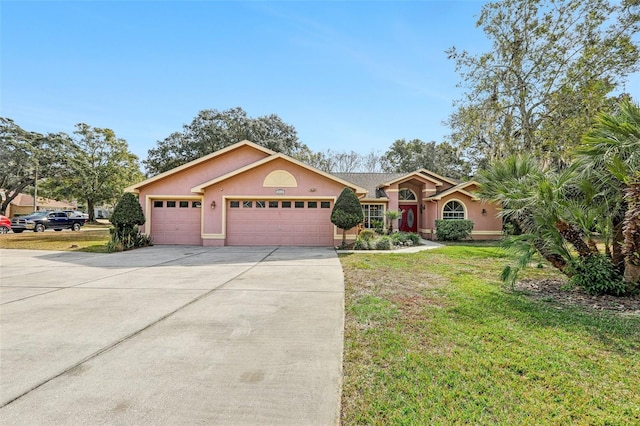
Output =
[
  {"x1": 380, "y1": 170, "x2": 444, "y2": 187},
  {"x1": 191, "y1": 153, "x2": 368, "y2": 194},
  {"x1": 426, "y1": 181, "x2": 480, "y2": 201},
  {"x1": 125, "y1": 140, "x2": 274, "y2": 192}
]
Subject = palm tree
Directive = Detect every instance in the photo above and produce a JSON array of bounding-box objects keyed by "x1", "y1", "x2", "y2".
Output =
[
  {"x1": 384, "y1": 209, "x2": 402, "y2": 234},
  {"x1": 577, "y1": 100, "x2": 640, "y2": 290},
  {"x1": 477, "y1": 155, "x2": 571, "y2": 278}
]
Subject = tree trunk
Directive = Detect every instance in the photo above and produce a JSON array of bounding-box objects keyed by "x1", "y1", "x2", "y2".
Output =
[
  {"x1": 87, "y1": 199, "x2": 95, "y2": 223},
  {"x1": 533, "y1": 238, "x2": 570, "y2": 275},
  {"x1": 612, "y1": 211, "x2": 626, "y2": 275},
  {"x1": 555, "y1": 220, "x2": 593, "y2": 258},
  {"x1": 1, "y1": 180, "x2": 33, "y2": 216},
  {"x1": 622, "y1": 181, "x2": 640, "y2": 291}
]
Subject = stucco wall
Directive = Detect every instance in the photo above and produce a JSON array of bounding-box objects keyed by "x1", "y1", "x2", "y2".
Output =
[
  {"x1": 136, "y1": 145, "x2": 269, "y2": 233},
  {"x1": 201, "y1": 157, "x2": 349, "y2": 237},
  {"x1": 423, "y1": 192, "x2": 502, "y2": 240}
]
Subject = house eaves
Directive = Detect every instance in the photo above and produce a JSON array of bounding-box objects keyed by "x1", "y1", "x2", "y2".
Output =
[
  {"x1": 426, "y1": 181, "x2": 481, "y2": 201},
  {"x1": 380, "y1": 170, "x2": 444, "y2": 188}
]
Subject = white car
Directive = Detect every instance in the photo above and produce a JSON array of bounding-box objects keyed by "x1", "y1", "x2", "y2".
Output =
[{"x1": 63, "y1": 210, "x2": 89, "y2": 220}]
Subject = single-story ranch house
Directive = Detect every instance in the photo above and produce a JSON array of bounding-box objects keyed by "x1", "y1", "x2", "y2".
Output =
[{"x1": 125, "y1": 140, "x2": 502, "y2": 246}]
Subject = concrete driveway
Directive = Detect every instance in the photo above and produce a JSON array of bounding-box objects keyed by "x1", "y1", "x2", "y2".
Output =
[{"x1": 0, "y1": 246, "x2": 344, "y2": 425}]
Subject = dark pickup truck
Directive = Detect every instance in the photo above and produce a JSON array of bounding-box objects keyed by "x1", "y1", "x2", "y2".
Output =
[{"x1": 10, "y1": 210, "x2": 87, "y2": 233}]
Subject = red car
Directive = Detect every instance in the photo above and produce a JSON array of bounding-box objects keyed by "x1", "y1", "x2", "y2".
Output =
[{"x1": 0, "y1": 215, "x2": 11, "y2": 234}]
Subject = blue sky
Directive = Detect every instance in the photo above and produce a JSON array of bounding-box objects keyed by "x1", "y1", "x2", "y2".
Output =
[{"x1": 2, "y1": 1, "x2": 638, "y2": 164}]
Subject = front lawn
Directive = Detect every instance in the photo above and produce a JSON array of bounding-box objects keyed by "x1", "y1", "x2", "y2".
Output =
[
  {"x1": 340, "y1": 245, "x2": 640, "y2": 424},
  {"x1": 0, "y1": 229, "x2": 111, "y2": 252}
]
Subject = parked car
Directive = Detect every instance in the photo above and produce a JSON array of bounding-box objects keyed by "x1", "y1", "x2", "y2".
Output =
[
  {"x1": 10, "y1": 210, "x2": 87, "y2": 233},
  {"x1": 0, "y1": 215, "x2": 11, "y2": 234},
  {"x1": 63, "y1": 210, "x2": 89, "y2": 220}
]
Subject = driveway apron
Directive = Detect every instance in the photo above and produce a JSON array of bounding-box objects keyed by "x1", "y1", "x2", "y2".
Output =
[{"x1": 0, "y1": 246, "x2": 344, "y2": 425}]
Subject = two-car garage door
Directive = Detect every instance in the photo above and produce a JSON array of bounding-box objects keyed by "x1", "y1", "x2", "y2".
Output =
[
  {"x1": 226, "y1": 199, "x2": 334, "y2": 246},
  {"x1": 150, "y1": 198, "x2": 335, "y2": 246}
]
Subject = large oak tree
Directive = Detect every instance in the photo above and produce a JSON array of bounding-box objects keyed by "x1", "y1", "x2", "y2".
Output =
[
  {"x1": 447, "y1": 0, "x2": 640, "y2": 169},
  {"x1": 42, "y1": 124, "x2": 143, "y2": 222},
  {"x1": 0, "y1": 118, "x2": 70, "y2": 215},
  {"x1": 381, "y1": 139, "x2": 471, "y2": 180},
  {"x1": 144, "y1": 107, "x2": 307, "y2": 175}
]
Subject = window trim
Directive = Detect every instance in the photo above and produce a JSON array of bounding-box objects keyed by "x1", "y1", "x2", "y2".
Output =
[
  {"x1": 361, "y1": 203, "x2": 385, "y2": 229},
  {"x1": 399, "y1": 188, "x2": 417, "y2": 201},
  {"x1": 441, "y1": 199, "x2": 467, "y2": 220}
]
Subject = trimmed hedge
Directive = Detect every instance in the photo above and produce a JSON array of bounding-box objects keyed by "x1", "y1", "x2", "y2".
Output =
[{"x1": 435, "y1": 219, "x2": 474, "y2": 241}]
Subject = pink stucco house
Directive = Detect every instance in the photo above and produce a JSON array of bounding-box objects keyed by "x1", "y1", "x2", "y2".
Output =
[{"x1": 125, "y1": 140, "x2": 502, "y2": 246}]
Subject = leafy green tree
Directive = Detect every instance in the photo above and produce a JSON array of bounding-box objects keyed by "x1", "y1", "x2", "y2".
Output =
[
  {"x1": 331, "y1": 188, "x2": 364, "y2": 247},
  {"x1": 0, "y1": 118, "x2": 71, "y2": 215},
  {"x1": 447, "y1": 0, "x2": 640, "y2": 167},
  {"x1": 42, "y1": 124, "x2": 143, "y2": 222},
  {"x1": 381, "y1": 139, "x2": 471, "y2": 179},
  {"x1": 144, "y1": 107, "x2": 307, "y2": 175}
]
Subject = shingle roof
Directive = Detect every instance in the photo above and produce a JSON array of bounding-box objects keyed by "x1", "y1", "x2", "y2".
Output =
[
  {"x1": 332, "y1": 173, "x2": 407, "y2": 198},
  {"x1": 9, "y1": 193, "x2": 76, "y2": 209}
]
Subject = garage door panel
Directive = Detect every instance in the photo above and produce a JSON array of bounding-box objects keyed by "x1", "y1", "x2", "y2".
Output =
[
  {"x1": 227, "y1": 200, "x2": 333, "y2": 246},
  {"x1": 151, "y1": 201, "x2": 202, "y2": 245}
]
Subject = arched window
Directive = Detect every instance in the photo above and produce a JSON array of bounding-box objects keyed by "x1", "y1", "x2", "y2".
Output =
[
  {"x1": 399, "y1": 188, "x2": 417, "y2": 201},
  {"x1": 442, "y1": 200, "x2": 465, "y2": 220}
]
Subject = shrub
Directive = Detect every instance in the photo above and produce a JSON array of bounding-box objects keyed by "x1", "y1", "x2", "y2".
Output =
[
  {"x1": 371, "y1": 220, "x2": 384, "y2": 234},
  {"x1": 107, "y1": 226, "x2": 153, "y2": 252},
  {"x1": 359, "y1": 229, "x2": 376, "y2": 242},
  {"x1": 109, "y1": 193, "x2": 151, "y2": 251},
  {"x1": 435, "y1": 219, "x2": 474, "y2": 241},
  {"x1": 111, "y1": 193, "x2": 145, "y2": 239},
  {"x1": 331, "y1": 188, "x2": 364, "y2": 247},
  {"x1": 353, "y1": 237, "x2": 371, "y2": 250},
  {"x1": 406, "y1": 232, "x2": 421, "y2": 245},
  {"x1": 568, "y1": 254, "x2": 626, "y2": 296},
  {"x1": 390, "y1": 232, "x2": 406, "y2": 245},
  {"x1": 390, "y1": 232, "x2": 421, "y2": 246},
  {"x1": 375, "y1": 236, "x2": 392, "y2": 250}
]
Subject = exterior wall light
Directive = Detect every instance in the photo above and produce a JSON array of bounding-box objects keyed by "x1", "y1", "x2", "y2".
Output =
[
  {"x1": 210, "y1": 201, "x2": 216, "y2": 209},
  {"x1": 482, "y1": 208, "x2": 487, "y2": 216}
]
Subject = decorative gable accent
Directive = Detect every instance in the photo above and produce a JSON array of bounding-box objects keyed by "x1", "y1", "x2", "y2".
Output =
[{"x1": 263, "y1": 170, "x2": 298, "y2": 188}]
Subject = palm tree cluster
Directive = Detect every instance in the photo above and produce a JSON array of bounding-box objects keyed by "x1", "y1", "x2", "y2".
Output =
[{"x1": 477, "y1": 100, "x2": 640, "y2": 295}]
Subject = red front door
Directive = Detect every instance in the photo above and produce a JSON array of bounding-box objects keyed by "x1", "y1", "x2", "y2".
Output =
[{"x1": 399, "y1": 205, "x2": 418, "y2": 232}]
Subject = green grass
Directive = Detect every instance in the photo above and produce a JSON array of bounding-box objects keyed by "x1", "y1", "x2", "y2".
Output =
[
  {"x1": 340, "y1": 246, "x2": 640, "y2": 425},
  {"x1": 0, "y1": 229, "x2": 111, "y2": 252}
]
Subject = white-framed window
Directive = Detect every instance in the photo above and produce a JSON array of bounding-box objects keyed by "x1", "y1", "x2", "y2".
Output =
[
  {"x1": 399, "y1": 188, "x2": 417, "y2": 201},
  {"x1": 362, "y1": 204, "x2": 384, "y2": 228},
  {"x1": 442, "y1": 200, "x2": 466, "y2": 220}
]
